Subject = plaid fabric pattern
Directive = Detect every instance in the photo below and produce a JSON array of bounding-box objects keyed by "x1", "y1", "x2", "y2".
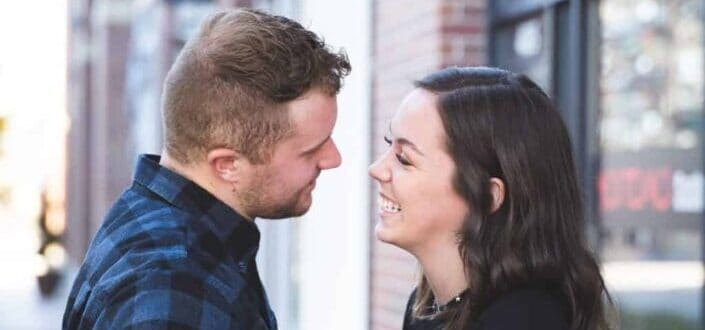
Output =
[{"x1": 63, "y1": 154, "x2": 277, "y2": 329}]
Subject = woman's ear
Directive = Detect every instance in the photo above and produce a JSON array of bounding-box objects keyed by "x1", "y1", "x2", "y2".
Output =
[{"x1": 488, "y1": 177, "x2": 505, "y2": 214}]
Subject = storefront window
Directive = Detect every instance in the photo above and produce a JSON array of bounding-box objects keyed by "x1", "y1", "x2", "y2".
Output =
[
  {"x1": 599, "y1": 0, "x2": 704, "y2": 329},
  {"x1": 493, "y1": 14, "x2": 553, "y2": 95}
]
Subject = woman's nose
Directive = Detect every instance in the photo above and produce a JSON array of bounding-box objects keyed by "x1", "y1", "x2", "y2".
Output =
[{"x1": 368, "y1": 153, "x2": 390, "y2": 182}]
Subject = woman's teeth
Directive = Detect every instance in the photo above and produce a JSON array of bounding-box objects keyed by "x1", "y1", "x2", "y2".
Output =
[{"x1": 379, "y1": 196, "x2": 401, "y2": 213}]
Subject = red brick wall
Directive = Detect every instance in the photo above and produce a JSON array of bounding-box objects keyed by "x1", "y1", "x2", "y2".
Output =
[
  {"x1": 440, "y1": 1, "x2": 487, "y2": 67},
  {"x1": 370, "y1": 1, "x2": 487, "y2": 329}
]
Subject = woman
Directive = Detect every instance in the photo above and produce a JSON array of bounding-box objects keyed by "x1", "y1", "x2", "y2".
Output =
[{"x1": 369, "y1": 67, "x2": 613, "y2": 330}]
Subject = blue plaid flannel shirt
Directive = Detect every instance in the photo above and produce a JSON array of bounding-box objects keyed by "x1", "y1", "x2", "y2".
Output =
[{"x1": 62, "y1": 154, "x2": 277, "y2": 329}]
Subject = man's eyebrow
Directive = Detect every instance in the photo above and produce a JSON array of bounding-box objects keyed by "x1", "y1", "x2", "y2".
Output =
[
  {"x1": 388, "y1": 124, "x2": 425, "y2": 156},
  {"x1": 302, "y1": 135, "x2": 331, "y2": 154}
]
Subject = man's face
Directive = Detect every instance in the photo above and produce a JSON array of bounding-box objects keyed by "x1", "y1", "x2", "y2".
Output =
[{"x1": 240, "y1": 88, "x2": 341, "y2": 219}]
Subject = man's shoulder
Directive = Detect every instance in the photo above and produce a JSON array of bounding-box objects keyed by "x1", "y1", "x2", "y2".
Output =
[
  {"x1": 79, "y1": 183, "x2": 248, "y2": 296},
  {"x1": 101, "y1": 183, "x2": 188, "y2": 233},
  {"x1": 71, "y1": 266, "x2": 246, "y2": 329},
  {"x1": 66, "y1": 183, "x2": 264, "y2": 328},
  {"x1": 94, "y1": 183, "x2": 194, "y2": 250},
  {"x1": 79, "y1": 184, "x2": 198, "y2": 286}
]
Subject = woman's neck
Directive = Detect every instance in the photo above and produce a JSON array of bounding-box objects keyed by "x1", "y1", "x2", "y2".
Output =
[{"x1": 413, "y1": 240, "x2": 468, "y2": 304}]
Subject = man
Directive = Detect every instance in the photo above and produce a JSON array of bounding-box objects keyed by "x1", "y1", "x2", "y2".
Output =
[{"x1": 63, "y1": 8, "x2": 350, "y2": 329}]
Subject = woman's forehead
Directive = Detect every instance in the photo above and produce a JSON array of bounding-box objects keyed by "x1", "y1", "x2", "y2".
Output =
[{"x1": 391, "y1": 89, "x2": 446, "y2": 150}]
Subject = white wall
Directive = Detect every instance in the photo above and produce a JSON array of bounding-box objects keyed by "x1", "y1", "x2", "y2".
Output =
[{"x1": 298, "y1": 1, "x2": 372, "y2": 329}]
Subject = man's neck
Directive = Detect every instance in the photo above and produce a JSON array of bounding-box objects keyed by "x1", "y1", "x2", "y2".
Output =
[{"x1": 159, "y1": 151, "x2": 254, "y2": 221}]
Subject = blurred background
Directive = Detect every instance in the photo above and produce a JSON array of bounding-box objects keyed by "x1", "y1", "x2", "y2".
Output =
[{"x1": 0, "y1": 0, "x2": 704, "y2": 329}]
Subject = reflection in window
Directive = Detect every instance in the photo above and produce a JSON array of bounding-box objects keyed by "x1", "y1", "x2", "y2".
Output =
[
  {"x1": 599, "y1": 1, "x2": 703, "y2": 329},
  {"x1": 601, "y1": 0, "x2": 703, "y2": 151},
  {"x1": 493, "y1": 14, "x2": 553, "y2": 95}
]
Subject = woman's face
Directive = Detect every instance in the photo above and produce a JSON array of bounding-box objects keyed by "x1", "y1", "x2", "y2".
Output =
[{"x1": 369, "y1": 88, "x2": 470, "y2": 253}]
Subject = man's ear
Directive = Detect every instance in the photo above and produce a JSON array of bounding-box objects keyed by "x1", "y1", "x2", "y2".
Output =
[
  {"x1": 206, "y1": 148, "x2": 250, "y2": 184},
  {"x1": 488, "y1": 177, "x2": 505, "y2": 214}
]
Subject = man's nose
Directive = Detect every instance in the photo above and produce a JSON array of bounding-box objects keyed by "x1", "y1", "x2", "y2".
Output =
[{"x1": 319, "y1": 139, "x2": 342, "y2": 170}]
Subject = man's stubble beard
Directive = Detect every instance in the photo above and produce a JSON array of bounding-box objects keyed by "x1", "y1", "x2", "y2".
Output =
[{"x1": 238, "y1": 170, "x2": 312, "y2": 219}]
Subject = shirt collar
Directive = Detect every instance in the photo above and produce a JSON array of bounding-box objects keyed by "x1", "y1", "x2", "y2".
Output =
[{"x1": 133, "y1": 154, "x2": 260, "y2": 264}]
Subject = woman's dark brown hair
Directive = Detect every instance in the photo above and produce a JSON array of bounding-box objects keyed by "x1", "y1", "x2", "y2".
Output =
[{"x1": 411, "y1": 67, "x2": 613, "y2": 329}]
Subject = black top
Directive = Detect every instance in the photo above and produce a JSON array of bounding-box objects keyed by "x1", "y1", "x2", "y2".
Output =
[
  {"x1": 403, "y1": 287, "x2": 569, "y2": 330},
  {"x1": 63, "y1": 154, "x2": 276, "y2": 329}
]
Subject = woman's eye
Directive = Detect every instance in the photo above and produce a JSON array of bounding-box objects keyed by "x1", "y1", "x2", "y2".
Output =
[
  {"x1": 384, "y1": 136, "x2": 411, "y2": 166},
  {"x1": 396, "y1": 153, "x2": 411, "y2": 166}
]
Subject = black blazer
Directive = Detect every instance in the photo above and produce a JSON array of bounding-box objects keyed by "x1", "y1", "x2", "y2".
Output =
[{"x1": 403, "y1": 287, "x2": 570, "y2": 330}]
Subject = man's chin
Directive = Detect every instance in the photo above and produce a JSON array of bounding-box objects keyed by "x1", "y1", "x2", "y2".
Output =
[
  {"x1": 286, "y1": 201, "x2": 313, "y2": 218},
  {"x1": 258, "y1": 202, "x2": 311, "y2": 219},
  {"x1": 254, "y1": 191, "x2": 313, "y2": 219},
  {"x1": 287, "y1": 192, "x2": 313, "y2": 218}
]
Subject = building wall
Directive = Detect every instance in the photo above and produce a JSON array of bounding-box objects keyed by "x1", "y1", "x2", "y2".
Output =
[
  {"x1": 66, "y1": 0, "x2": 93, "y2": 262},
  {"x1": 369, "y1": 1, "x2": 487, "y2": 328},
  {"x1": 66, "y1": 0, "x2": 134, "y2": 261}
]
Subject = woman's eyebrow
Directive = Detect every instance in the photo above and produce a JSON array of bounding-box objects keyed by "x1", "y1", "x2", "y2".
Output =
[{"x1": 389, "y1": 124, "x2": 425, "y2": 156}]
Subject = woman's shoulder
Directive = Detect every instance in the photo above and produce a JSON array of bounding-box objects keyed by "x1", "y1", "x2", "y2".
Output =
[
  {"x1": 473, "y1": 286, "x2": 570, "y2": 330},
  {"x1": 403, "y1": 288, "x2": 447, "y2": 330}
]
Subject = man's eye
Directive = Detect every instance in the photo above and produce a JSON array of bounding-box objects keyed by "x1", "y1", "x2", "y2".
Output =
[
  {"x1": 396, "y1": 153, "x2": 411, "y2": 166},
  {"x1": 383, "y1": 136, "x2": 392, "y2": 145}
]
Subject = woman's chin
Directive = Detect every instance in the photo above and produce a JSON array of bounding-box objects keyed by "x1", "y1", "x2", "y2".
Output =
[
  {"x1": 374, "y1": 222, "x2": 395, "y2": 244},
  {"x1": 375, "y1": 222, "x2": 408, "y2": 249}
]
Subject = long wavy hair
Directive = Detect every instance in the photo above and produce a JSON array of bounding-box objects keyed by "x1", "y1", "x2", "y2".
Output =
[{"x1": 410, "y1": 67, "x2": 613, "y2": 329}]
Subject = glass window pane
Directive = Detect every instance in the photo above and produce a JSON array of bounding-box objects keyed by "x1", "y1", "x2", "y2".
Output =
[
  {"x1": 493, "y1": 14, "x2": 553, "y2": 95},
  {"x1": 599, "y1": 1, "x2": 703, "y2": 329}
]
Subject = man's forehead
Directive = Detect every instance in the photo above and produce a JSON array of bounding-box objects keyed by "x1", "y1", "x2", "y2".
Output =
[{"x1": 288, "y1": 94, "x2": 337, "y2": 122}]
